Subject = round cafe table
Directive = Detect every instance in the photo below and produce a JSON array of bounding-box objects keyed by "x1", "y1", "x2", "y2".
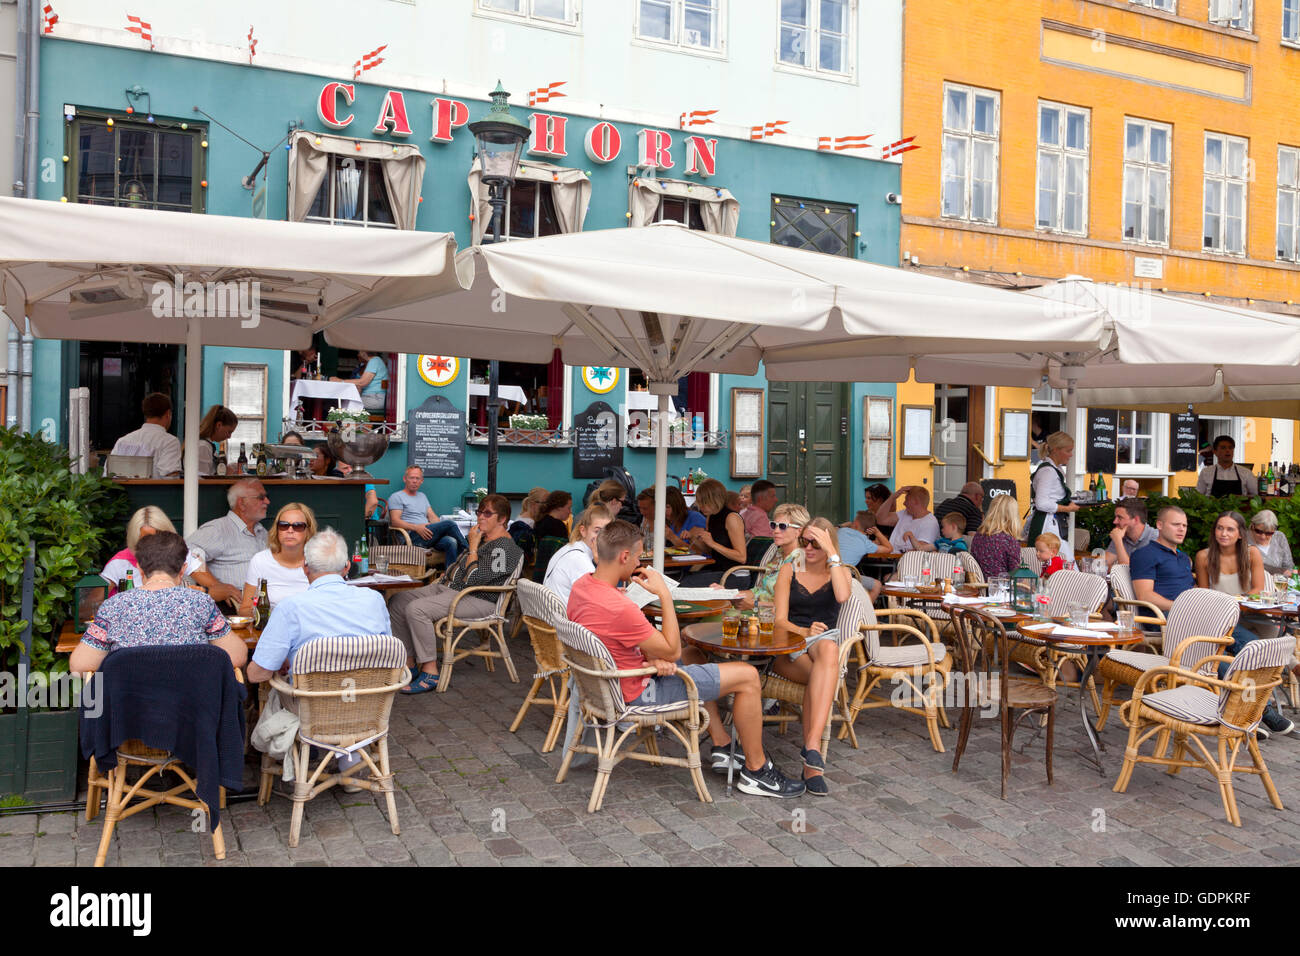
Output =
[
  {"x1": 1015, "y1": 620, "x2": 1145, "y2": 775},
  {"x1": 642, "y1": 598, "x2": 731, "y2": 622}
]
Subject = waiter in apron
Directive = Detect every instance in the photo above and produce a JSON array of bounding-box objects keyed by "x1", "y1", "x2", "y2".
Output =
[
  {"x1": 1195, "y1": 435, "x2": 1259, "y2": 497},
  {"x1": 1027, "y1": 431, "x2": 1080, "y2": 542}
]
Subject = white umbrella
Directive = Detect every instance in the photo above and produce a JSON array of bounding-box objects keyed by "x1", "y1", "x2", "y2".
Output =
[
  {"x1": 326, "y1": 224, "x2": 1106, "y2": 571},
  {"x1": 0, "y1": 196, "x2": 467, "y2": 531}
]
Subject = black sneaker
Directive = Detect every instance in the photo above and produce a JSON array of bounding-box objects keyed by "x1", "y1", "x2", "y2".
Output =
[
  {"x1": 710, "y1": 742, "x2": 745, "y2": 773},
  {"x1": 1263, "y1": 711, "x2": 1295, "y2": 736},
  {"x1": 736, "y1": 760, "x2": 805, "y2": 798}
]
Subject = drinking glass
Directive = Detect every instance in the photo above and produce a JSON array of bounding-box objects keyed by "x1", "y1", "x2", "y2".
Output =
[
  {"x1": 1118, "y1": 607, "x2": 1136, "y2": 631},
  {"x1": 1067, "y1": 601, "x2": 1089, "y2": 627},
  {"x1": 902, "y1": 574, "x2": 919, "y2": 590},
  {"x1": 374, "y1": 553, "x2": 390, "y2": 575},
  {"x1": 758, "y1": 607, "x2": 775, "y2": 638}
]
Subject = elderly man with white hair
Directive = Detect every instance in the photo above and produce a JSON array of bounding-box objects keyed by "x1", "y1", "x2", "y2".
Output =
[{"x1": 186, "y1": 477, "x2": 270, "y2": 605}]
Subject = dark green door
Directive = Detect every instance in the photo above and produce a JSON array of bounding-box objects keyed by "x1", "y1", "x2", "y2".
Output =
[{"x1": 767, "y1": 381, "x2": 850, "y2": 520}]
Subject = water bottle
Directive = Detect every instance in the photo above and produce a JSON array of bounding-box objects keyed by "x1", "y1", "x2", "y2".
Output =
[
  {"x1": 920, "y1": 553, "x2": 932, "y2": 588},
  {"x1": 950, "y1": 563, "x2": 963, "y2": 590}
]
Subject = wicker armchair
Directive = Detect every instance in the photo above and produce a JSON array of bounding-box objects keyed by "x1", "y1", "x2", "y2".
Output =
[
  {"x1": 531, "y1": 535, "x2": 569, "y2": 583},
  {"x1": 554, "y1": 618, "x2": 712, "y2": 812},
  {"x1": 370, "y1": 543, "x2": 441, "y2": 581},
  {"x1": 949, "y1": 606, "x2": 1058, "y2": 799},
  {"x1": 433, "y1": 554, "x2": 526, "y2": 692},
  {"x1": 889, "y1": 551, "x2": 965, "y2": 636},
  {"x1": 1113, "y1": 634, "x2": 1295, "y2": 826},
  {"x1": 1110, "y1": 564, "x2": 1167, "y2": 653},
  {"x1": 510, "y1": 580, "x2": 571, "y2": 752},
  {"x1": 1018, "y1": 547, "x2": 1043, "y2": 575},
  {"x1": 762, "y1": 579, "x2": 867, "y2": 750},
  {"x1": 1095, "y1": 588, "x2": 1239, "y2": 731},
  {"x1": 257, "y1": 634, "x2": 409, "y2": 848},
  {"x1": 720, "y1": 542, "x2": 780, "y2": 589},
  {"x1": 842, "y1": 597, "x2": 953, "y2": 752},
  {"x1": 1007, "y1": 570, "x2": 1108, "y2": 708}
]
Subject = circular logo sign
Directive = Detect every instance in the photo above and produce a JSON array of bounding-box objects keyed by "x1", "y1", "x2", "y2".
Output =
[
  {"x1": 417, "y1": 355, "x2": 459, "y2": 387},
  {"x1": 582, "y1": 366, "x2": 619, "y2": 394}
]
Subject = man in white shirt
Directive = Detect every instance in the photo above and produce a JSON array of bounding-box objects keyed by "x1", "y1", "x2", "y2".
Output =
[
  {"x1": 186, "y1": 478, "x2": 270, "y2": 605},
  {"x1": 110, "y1": 392, "x2": 182, "y2": 477},
  {"x1": 1195, "y1": 435, "x2": 1258, "y2": 497},
  {"x1": 879, "y1": 485, "x2": 941, "y2": 553}
]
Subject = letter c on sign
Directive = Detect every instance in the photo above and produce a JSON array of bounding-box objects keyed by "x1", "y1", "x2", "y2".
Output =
[{"x1": 318, "y1": 82, "x2": 356, "y2": 130}]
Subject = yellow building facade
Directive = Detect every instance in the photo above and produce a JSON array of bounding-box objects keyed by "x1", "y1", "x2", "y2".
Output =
[{"x1": 897, "y1": 0, "x2": 1300, "y2": 505}]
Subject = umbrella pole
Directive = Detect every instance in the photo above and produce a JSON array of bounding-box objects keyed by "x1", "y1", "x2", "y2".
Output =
[
  {"x1": 652, "y1": 384, "x2": 673, "y2": 576},
  {"x1": 1063, "y1": 365, "x2": 1081, "y2": 548},
  {"x1": 182, "y1": 317, "x2": 201, "y2": 536}
]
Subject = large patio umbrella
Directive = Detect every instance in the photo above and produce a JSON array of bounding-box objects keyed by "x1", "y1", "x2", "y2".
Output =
[
  {"x1": 323, "y1": 224, "x2": 1107, "y2": 570},
  {"x1": 0, "y1": 196, "x2": 468, "y2": 532}
]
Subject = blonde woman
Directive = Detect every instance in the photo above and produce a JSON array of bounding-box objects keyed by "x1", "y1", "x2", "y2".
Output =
[
  {"x1": 542, "y1": 506, "x2": 613, "y2": 605},
  {"x1": 508, "y1": 486, "x2": 549, "y2": 563},
  {"x1": 588, "y1": 479, "x2": 628, "y2": 518},
  {"x1": 240, "y1": 502, "x2": 317, "y2": 612},
  {"x1": 196, "y1": 405, "x2": 238, "y2": 476},
  {"x1": 1027, "y1": 431, "x2": 1079, "y2": 542},
  {"x1": 682, "y1": 478, "x2": 746, "y2": 585},
  {"x1": 772, "y1": 517, "x2": 852, "y2": 795},
  {"x1": 101, "y1": 505, "x2": 201, "y2": 595},
  {"x1": 719, "y1": 503, "x2": 812, "y2": 610},
  {"x1": 970, "y1": 493, "x2": 1022, "y2": 578}
]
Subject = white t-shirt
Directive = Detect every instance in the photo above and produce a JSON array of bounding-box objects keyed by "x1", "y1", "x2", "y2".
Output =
[
  {"x1": 110, "y1": 422, "x2": 182, "y2": 477},
  {"x1": 543, "y1": 541, "x2": 594, "y2": 606},
  {"x1": 244, "y1": 549, "x2": 310, "y2": 607},
  {"x1": 890, "y1": 512, "x2": 941, "y2": 552}
]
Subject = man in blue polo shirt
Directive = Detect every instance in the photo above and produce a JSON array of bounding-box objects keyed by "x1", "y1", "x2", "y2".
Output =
[{"x1": 1129, "y1": 505, "x2": 1193, "y2": 612}]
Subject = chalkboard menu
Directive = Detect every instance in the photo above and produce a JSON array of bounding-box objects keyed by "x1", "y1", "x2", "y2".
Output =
[
  {"x1": 1085, "y1": 408, "x2": 1118, "y2": 475},
  {"x1": 1171, "y1": 413, "x2": 1199, "y2": 473},
  {"x1": 408, "y1": 394, "x2": 465, "y2": 478},
  {"x1": 573, "y1": 400, "x2": 622, "y2": 479}
]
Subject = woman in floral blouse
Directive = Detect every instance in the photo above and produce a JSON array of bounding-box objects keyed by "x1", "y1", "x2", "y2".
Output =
[{"x1": 970, "y1": 494, "x2": 1023, "y2": 579}]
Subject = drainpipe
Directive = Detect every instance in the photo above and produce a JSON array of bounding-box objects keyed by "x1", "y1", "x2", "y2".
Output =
[
  {"x1": 5, "y1": 320, "x2": 17, "y2": 428},
  {"x1": 20, "y1": 0, "x2": 41, "y2": 434},
  {"x1": 13, "y1": 0, "x2": 30, "y2": 199},
  {"x1": 20, "y1": 319, "x2": 33, "y2": 433}
]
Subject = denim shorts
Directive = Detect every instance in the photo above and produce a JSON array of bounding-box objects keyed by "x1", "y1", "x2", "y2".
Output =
[
  {"x1": 789, "y1": 627, "x2": 838, "y2": 661},
  {"x1": 632, "y1": 663, "x2": 722, "y2": 706}
]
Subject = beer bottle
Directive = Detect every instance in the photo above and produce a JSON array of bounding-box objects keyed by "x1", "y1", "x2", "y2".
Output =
[
  {"x1": 254, "y1": 578, "x2": 270, "y2": 628},
  {"x1": 124, "y1": 569, "x2": 135, "y2": 591},
  {"x1": 215, "y1": 442, "x2": 228, "y2": 477},
  {"x1": 256, "y1": 447, "x2": 268, "y2": 478},
  {"x1": 237, "y1": 442, "x2": 248, "y2": 474},
  {"x1": 1097, "y1": 473, "x2": 1107, "y2": 501}
]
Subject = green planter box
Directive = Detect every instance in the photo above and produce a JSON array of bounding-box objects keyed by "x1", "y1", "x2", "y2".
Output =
[{"x1": 0, "y1": 708, "x2": 79, "y2": 805}]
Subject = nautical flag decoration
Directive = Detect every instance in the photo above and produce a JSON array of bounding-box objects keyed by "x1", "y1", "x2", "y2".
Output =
[
  {"x1": 527, "y1": 81, "x2": 566, "y2": 106},
  {"x1": 247, "y1": 25, "x2": 257, "y2": 64},
  {"x1": 881, "y1": 136, "x2": 919, "y2": 159},
  {"x1": 42, "y1": 3, "x2": 57, "y2": 34},
  {"x1": 679, "y1": 109, "x2": 718, "y2": 129},
  {"x1": 817, "y1": 134, "x2": 872, "y2": 152},
  {"x1": 353, "y1": 44, "x2": 387, "y2": 80},
  {"x1": 750, "y1": 120, "x2": 789, "y2": 140},
  {"x1": 125, "y1": 14, "x2": 153, "y2": 49}
]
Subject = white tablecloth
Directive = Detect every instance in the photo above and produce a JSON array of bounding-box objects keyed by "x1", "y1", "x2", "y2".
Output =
[
  {"x1": 291, "y1": 380, "x2": 363, "y2": 412},
  {"x1": 468, "y1": 383, "x2": 529, "y2": 405}
]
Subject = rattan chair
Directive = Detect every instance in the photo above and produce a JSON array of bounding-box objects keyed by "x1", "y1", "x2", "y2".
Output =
[
  {"x1": 257, "y1": 634, "x2": 409, "y2": 848},
  {"x1": 532, "y1": 535, "x2": 569, "y2": 583},
  {"x1": 510, "y1": 580, "x2": 571, "y2": 751},
  {"x1": 889, "y1": 550, "x2": 964, "y2": 636},
  {"x1": 1095, "y1": 588, "x2": 1239, "y2": 731},
  {"x1": 434, "y1": 554, "x2": 526, "y2": 691},
  {"x1": 1113, "y1": 634, "x2": 1295, "y2": 826},
  {"x1": 370, "y1": 543, "x2": 441, "y2": 581},
  {"x1": 1007, "y1": 570, "x2": 1108, "y2": 707},
  {"x1": 555, "y1": 618, "x2": 712, "y2": 812},
  {"x1": 1110, "y1": 564, "x2": 1167, "y2": 653},
  {"x1": 762, "y1": 579, "x2": 867, "y2": 750},
  {"x1": 842, "y1": 596, "x2": 953, "y2": 752},
  {"x1": 719, "y1": 542, "x2": 780, "y2": 589},
  {"x1": 1018, "y1": 547, "x2": 1043, "y2": 575}
]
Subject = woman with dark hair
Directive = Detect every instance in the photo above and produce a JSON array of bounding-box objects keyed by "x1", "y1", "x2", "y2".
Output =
[
  {"x1": 664, "y1": 486, "x2": 706, "y2": 548},
  {"x1": 682, "y1": 478, "x2": 746, "y2": 585},
  {"x1": 196, "y1": 404, "x2": 238, "y2": 476},
  {"x1": 309, "y1": 443, "x2": 351, "y2": 478},
  {"x1": 533, "y1": 490, "x2": 573, "y2": 542},
  {"x1": 864, "y1": 483, "x2": 895, "y2": 531}
]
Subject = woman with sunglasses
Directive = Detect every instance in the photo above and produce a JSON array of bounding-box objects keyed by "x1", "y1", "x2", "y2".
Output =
[
  {"x1": 240, "y1": 502, "x2": 317, "y2": 613},
  {"x1": 770, "y1": 516, "x2": 851, "y2": 795},
  {"x1": 718, "y1": 504, "x2": 811, "y2": 611},
  {"x1": 1247, "y1": 510, "x2": 1294, "y2": 578}
]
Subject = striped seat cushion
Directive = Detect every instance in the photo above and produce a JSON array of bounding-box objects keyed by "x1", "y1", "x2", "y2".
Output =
[
  {"x1": 516, "y1": 579, "x2": 567, "y2": 627},
  {"x1": 1104, "y1": 649, "x2": 1166, "y2": 672},
  {"x1": 1019, "y1": 548, "x2": 1043, "y2": 576},
  {"x1": 290, "y1": 634, "x2": 405, "y2": 674},
  {"x1": 870, "y1": 641, "x2": 948, "y2": 669},
  {"x1": 624, "y1": 699, "x2": 700, "y2": 718},
  {"x1": 1141, "y1": 685, "x2": 1220, "y2": 725},
  {"x1": 1109, "y1": 564, "x2": 1135, "y2": 601},
  {"x1": 895, "y1": 551, "x2": 961, "y2": 584}
]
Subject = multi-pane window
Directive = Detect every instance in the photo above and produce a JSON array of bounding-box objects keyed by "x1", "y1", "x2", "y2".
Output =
[
  {"x1": 637, "y1": 0, "x2": 723, "y2": 52},
  {"x1": 1208, "y1": 0, "x2": 1251, "y2": 30},
  {"x1": 655, "y1": 196, "x2": 706, "y2": 230},
  {"x1": 778, "y1": 0, "x2": 851, "y2": 75},
  {"x1": 1278, "y1": 147, "x2": 1300, "y2": 262},
  {"x1": 1286, "y1": 0, "x2": 1300, "y2": 42},
  {"x1": 941, "y1": 83, "x2": 999, "y2": 224},
  {"x1": 477, "y1": 0, "x2": 578, "y2": 26},
  {"x1": 1122, "y1": 118, "x2": 1171, "y2": 246},
  {"x1": 70, "y1": 116, "x2": 204, "y2": 212},
  {"x1": 1131, "y1": 0, "x2": 1175, "y2": 10},
  {"x1": 305, "y1": 156, "x2": 396, "y2": 228},
  {"x1": 505, "y1": 182, "x2": 561, "y2": 239},
  {"x1": 1036, "y1": 102, "x2": 1089, "y2": 235},
  {"x1": 1203, "y1": 132, "x2": 1248, "y2": 255},
  {"x1": 1117, "y1": 411, "x2": 1156, "y2": 468},
  {"x1": 224, "y1": 363, "x2": 267, "y2": 452},
  {"x1": 770, "y1": 196, "x2": 856, "y2": 256}
]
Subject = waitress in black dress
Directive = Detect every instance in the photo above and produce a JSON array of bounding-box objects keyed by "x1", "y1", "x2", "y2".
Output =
[
  {"x1": 1027, "y1": 431, "x2": 1080, "y2": 543},
  {"x1": 1195, "y1": 435, "x2": 1259, "y2": 498}
]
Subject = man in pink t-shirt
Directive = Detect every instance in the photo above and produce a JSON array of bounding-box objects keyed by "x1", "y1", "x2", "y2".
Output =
[
  {"x1": 567, "y1": 520, "x2": 804, "y2": 799},
  {"x1": 740, "y1": 480, "x2": 778, "y2": 539}
]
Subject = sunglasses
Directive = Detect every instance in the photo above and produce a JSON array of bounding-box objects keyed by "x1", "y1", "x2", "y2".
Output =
[
  {"x1": 770, "y1": 521, "x2": 804, "y2": 532},
  {"x1": 1253, "y1": 529, "x2": 1275, "y2": 537},
  {"x1": 799, "y1": 538, "x2": 822, "y2": 550},
  {"x1": 277, "y1": 521, "x2": 308, "y2": 531}
]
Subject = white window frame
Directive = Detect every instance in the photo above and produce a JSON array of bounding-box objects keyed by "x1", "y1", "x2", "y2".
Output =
[
  {"x1": 774, "y1": 0, "x2": 856, "y2": 81},
  {"x1": 1122, "y1": 118, "x2": 1172, "y2": 247},
  {"x1": 225, "y1": 363, "x2": 268, "y2": 451},
  {"x1": 303, "y1": 156, "x2": 398, "y2": 229},
  {"x1": 1285, "y1": 0, "x2": 1300, "y2": 44},
  {"x1": 1036, "y1": 101, "x2": 1090, "y2": 236},
  {"x1": 280, "y1": 354, "x2": 409, "y2": 441},
  {"x1": 941, "y1": 83, "x2": 1000, "y2": 225},
  {"x1": 1203, "y1": 131, "x2": 1249, "y2": 257},
  {"x1": 1209, "y1": 0, "x2": 1252, "y2": 31},
  {"x1": 1131, "y1": 0, "x2": 1175, "y2": 11},
  {"x1": 462, "y1": 360, "x2": 574, "y2": 439},
  {"x1": 1114, "y1": 410, "x2": 1167, "y2": 476},
  {"x1": 1277, "y1": 146, "x2": 1300, "y2": 263},
  {"x1": 474, "y1": 0, "x2": 580, "y2": 30},
  {"x1": 634, "y1": 0, "x2": 726, "y2": 56}
]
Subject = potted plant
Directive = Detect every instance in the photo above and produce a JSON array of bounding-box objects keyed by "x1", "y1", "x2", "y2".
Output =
[
  {"x1": 505, "y1": 413, "x2": 549, "y2": 444},
  {"x1": 0, "y1": 427, "x2": 127, "y2": 804}
]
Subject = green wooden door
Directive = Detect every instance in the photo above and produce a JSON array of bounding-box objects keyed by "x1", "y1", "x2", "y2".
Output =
[{"x1": 767, "y1": 381, "x2": 849, "y2": 519}]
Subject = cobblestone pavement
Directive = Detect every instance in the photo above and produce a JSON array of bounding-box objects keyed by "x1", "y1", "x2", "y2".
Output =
[{"x1": 4, "y1": 641, "x2": 1300, "y2": 867}]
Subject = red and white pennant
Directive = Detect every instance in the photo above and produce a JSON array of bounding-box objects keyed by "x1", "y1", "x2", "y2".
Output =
[
  {"x1": 42, "y1": 3, "x2": 57, "y2": 34},
  {"x1": 679, "y1": 109, "x2": 718, "y2": 129},
  {"x1": 750, "y1": 120, "x2": 789, "y2": 140},
  {"x1": 817, "y1": 134, "x2": 872, "y2": 152},
  {"x1": 247, "y1": 25, "x2": 257, "y2": 64},
  {"x1": 353, "y1": 44, "x2": 387, "y2": 80},
  {"x1": 125, "y1": 14, "x2": 153, "y2": 49},
  {"x1": 527, "y1": 81, "x2": 566, "y2": 106},
  {"x1": 881, "y1": 136, "x2": 919, "y2": 159}
]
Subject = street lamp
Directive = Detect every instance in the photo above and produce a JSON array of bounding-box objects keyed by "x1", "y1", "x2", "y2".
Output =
[{"x1": 469, "y1": 81, "x2": 529, "y2": 494}]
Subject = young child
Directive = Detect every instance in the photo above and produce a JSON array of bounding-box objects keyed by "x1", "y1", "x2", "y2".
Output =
[
  {"x1": 1035, "y1": 532, "x2": 1065, "y2": 577},
  {"x1": 930, "y1": 513, "x2": 970, "y2": 554}
]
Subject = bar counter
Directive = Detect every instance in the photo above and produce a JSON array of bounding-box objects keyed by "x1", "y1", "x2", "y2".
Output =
[{"x1": 113, "y1": 477, "x2": 387, "y2": 546}]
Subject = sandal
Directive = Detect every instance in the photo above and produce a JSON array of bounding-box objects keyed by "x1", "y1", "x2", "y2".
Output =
[{"x1": 401, "y1": 671, "x2": 440, "y2": 694}]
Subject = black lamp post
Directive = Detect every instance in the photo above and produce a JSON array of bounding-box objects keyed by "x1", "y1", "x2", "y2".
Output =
[{"x1": 469, "y1": 82, "x2": 530, "y2": 495}]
